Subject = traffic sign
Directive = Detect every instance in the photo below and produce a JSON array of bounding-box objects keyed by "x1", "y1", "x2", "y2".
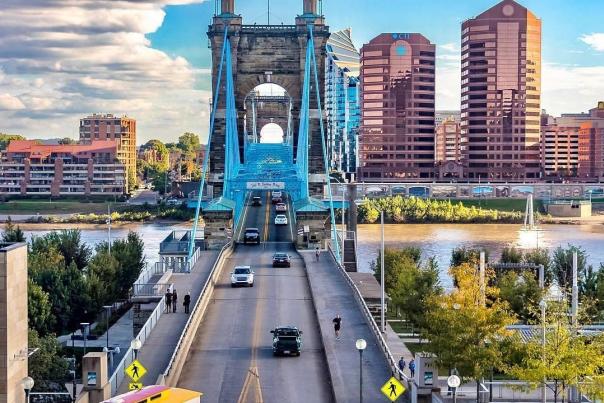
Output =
[
  {"x1": 129, "y1": 382, "x2": 143, "y2": 391},
  {"x1": 125, "y1": 360, "x2": 147, "y2": 382},
  {"x1": 447, "y1": 375, "x2": 461, "y2": 388},
  {"x1": 381, "y1": 376, "x2": 405, "y2": 402}
]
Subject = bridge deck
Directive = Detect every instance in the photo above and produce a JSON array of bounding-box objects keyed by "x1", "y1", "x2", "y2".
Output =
[
  {"x1": 301, "y1": 250, "x2": 391, "y2": 403},
  {"x1": 115, "y1": 250, "x2": 219, "y2": 394}
]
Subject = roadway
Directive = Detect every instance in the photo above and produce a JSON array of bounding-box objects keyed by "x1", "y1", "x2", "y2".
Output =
[{"x1": 177, "y1": 191, "x2": 333, "y2": 402}]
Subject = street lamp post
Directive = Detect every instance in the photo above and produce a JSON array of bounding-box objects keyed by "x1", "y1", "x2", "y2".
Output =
[
  {"x1": 131, "y1": 338, "x2": 142, "y2": 361},
  {"x1": 539, "y1": 299, "x2": 547, "y2": 403},
  {"x1": 380, "y1": 210, "x2": 385, "y2": 333},
  {"x1": 107, "y1": 204, "x2": 111, "y2": 255},
  {"x1": 21, "y1": 376, "x2": 34, "y2": 403},
  {"x1": 356, "y1": 339, "x2": 367, "y2": 403},
  {"x1": 329, "y1": 176, "x2": 346, "y2": 262}
]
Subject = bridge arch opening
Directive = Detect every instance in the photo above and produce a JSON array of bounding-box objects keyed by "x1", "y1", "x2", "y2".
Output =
[
  {"x1": 244, "y1": 83, "x2": 292, "y2": 144},
  {"x1": 259, "y1": 123, "x2": 285, "y2": 143}
]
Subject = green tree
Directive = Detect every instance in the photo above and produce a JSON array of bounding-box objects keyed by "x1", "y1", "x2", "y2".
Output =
[
  {"x1": 28, "y1": 279, "x2": 53, "y2": 335},
  {"x1": 28, "y1": 329, "x2": 69, "y2": 383},
  {"x1": 497, "y1": 271, "x2": 543, "y2": 322},
  {"x1": 505, "y1": 300, "x2": 604, "y2": 403},
  {"x1": 57, "y1": 137, "x2": 76, "y2": 145},
  {"x1": 86, "y1": 251, "x2": 119, "y2": 308},
  {"x1": 0, "y1": 133, "x2": 25, "y2": 150},
  {"x1": 523, "y1": 248, "x2": 553, "y2": 285},
  {"x1": 450, "y1": 246, "x2": 489, "y2": 267},
  {"x1": 1, "y1": 217, "x2": 25, "y2": 242},
  {"x1": 140, "y1": 139, "x2": 169, "y2": 172},
  {"x1": 30, "y1": 230, "x2": 91, "y2": 271},
  {"x1": 177, "y1": 132, "x2": 201, "y2": 155},
  {"x1": 551, "y1": 245, "x2": 587, "y2": 290},
  {"x1": 500, "y1": 246, "x2": 523, "y2": 264},
  {"x1": 422, "y1": 264, "x2": 516, "y2": 382}
]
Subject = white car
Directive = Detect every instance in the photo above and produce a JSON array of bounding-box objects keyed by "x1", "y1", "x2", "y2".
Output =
[
  {"x1": 275, "y1": 214, "x2": 288, "y2": 225},
  {"x1": 231, "y1": 266, "x2": 254, "y2": 287},
  {"x1": 271, "y1": 190, "x2": 282, "y2": 199},
  {"x1": 275, "y1": 203, "x2": 287, "y2": 212}
]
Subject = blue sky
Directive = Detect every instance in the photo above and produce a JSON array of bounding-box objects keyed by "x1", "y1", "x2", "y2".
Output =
[{"x1": 1, "y1": 0, "x2": 603, "y2": 144}]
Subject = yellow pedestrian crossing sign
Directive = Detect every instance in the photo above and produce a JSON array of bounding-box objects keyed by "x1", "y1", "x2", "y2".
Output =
[
  {"x1": 381, "y1": 376, "x2": 405, "y2": 402},
  {"x1": 125, "y1": 360, "x2": 147, "y2": 382},
  {"x1": 129, "y1": 382, "x2": 143, "y2": 391}
]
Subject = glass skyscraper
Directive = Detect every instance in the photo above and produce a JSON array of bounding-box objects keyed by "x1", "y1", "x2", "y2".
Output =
[{"x1": 325, "y1": 28, "x2": 360, "y2": 177}]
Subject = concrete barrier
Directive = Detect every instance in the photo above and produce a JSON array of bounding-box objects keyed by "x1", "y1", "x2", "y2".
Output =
[{"x1": 157, "y1": 241, "x2": 234, "y2": 386}]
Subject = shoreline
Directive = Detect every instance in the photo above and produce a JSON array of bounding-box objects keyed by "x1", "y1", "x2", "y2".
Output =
[{"x1": 0, "y1": 218, "x2": 189, "y2": 230}]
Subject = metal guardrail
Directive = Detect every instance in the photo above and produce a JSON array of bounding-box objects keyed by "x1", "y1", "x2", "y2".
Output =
[
  {"x1": 132, "y1": 282, "x2": 171, "y2": 297},
  {"x1": 159, "y1": 241, "x2": 234, "y2": 386},
  {"x1": 327, "y1": 243, "x2": 413, "y2": 390},
  {"x1": 108, "y1": 289, "x2": 168, "y2": 395}
]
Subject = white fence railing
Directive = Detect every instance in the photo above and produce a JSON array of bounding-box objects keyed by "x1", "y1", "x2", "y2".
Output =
[
  {"x1": 327, "y1": 243, "x2": 414, "y2": 392},
  {"x1": 158, "y1": 241, "x2": 234, "y2": 386},
  {"x1": 108, "y1": 287, "x2": 169, "y2": 395}
]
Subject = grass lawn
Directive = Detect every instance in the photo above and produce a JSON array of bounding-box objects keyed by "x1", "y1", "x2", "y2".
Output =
[
  {"x1": 448, "y1": 198, "x2": 544, "y2": 213},
  {"x1": 0, "y1": 200, "x2": 124, "y2": 215}
]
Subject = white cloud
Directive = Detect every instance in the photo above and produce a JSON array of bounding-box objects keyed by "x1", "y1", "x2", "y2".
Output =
[
  {"x1": 580, "y1": 33, "x2": 604, "y2": 52},
  {"x1": 542, "y1": 63, "x2": 604, "y2": 114},
  {"x1": 440, "y1": 43, "x2": 459, "y2": 53},
  {"x1": 0, "y1": 0, "x2": 210, "y2": 144},
  {"x1": 0, "y1": 93, "x2": 26, "y2": 110},
  {"x1": 435, "y1": 63, "x2": 461, "y2": 111}
]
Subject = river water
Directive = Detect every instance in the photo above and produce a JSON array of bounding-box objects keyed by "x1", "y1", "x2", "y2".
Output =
[
  {"x1": 357, "y1": 223, "x2": 604, "y2": 288},
  {"x1": 13, "y1": 222, "x2": 604, "y2": 288}
]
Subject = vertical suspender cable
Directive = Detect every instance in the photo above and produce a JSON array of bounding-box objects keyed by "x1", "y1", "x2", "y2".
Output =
[
  {"x1": 309, "y1": 24, "x2": 341, "y2": 263},
  {"x1": 189, "y1": 26, "x2": 229, "y2": 260}
]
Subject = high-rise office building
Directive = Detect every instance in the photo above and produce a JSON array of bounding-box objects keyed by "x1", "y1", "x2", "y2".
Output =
[
  {"x1": 358, "y1": 33, "x2": 436, "y2": 181},
  {"x1": 79, "y1": 113, "x2": 137, "y2": 191},
  {"x1": 435, "y1": 117, "x2": 463, "y2": 162},
  {"x1": 325, "y1": 28, "x2": 361, "y2": 178},
  {"x1": 578, "y1": 103, "x2": 604, "y2": 179},
  {"x1": 461, "y1": 0, "x2": 542, "y2": 180}
]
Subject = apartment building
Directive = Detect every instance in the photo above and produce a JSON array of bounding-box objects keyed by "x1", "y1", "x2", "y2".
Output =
[
  {"x1": 578, "y1": 103, "x2": 604, "y2": 180},
  {"x1": 79, "y1": 114, "x2": 136, "y2": 190},
  {"x1": 358, "y1": 33, "x2": 436, "y2": 181},
  {"x1": 435, "y1": 117, "x2": 463, "y2": 162},
  {"x1": 0, "y1": 140, "x2": 126, "y2": 197},
  {"x1": 461, "y1": 0, "x2": 542, "y2": 180}
]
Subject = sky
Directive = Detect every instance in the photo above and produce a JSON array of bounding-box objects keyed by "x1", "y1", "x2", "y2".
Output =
[{"x1": 1, "y1": 0, "x2": 603, "y2": 145}]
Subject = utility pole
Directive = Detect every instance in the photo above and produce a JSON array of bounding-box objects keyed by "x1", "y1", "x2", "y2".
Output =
[
  {"x1": 107, "y1": 204, "x2": 111, "y2": 255},
  {"x1": 267, "y1": 0, "x2": 270, "y2": 25}
]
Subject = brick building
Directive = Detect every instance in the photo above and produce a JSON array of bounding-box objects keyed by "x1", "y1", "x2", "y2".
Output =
[
  {"x1": 578, "y1": 104, "x2": 604, "y2": 180},
  {"x1": 358, "y1": 33, "x2": 436, "y2": 181},
  {"x1": 435, "y1": 117, "x2": 463, "y2": 162},
  {"x1": 79, "y1": 114, "x2": 136, "y2": 191},
  {"x1": 461, "y1": 0, "x2": 542, "y2": 180},
  {"x1": 0, "y1": 140, "x2": 126, "y2": 197}
]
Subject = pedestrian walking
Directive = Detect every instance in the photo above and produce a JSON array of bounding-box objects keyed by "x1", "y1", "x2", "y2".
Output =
[
  {"x1": 398, "y1": 356, "x2": 406, "y2": 374},
  {"x1": 332, "y1": 314, "x2": 342, "y2": 339},
  {"x1": 172, "y1": 288, "x2": 178, "y2": 313},
  {"x1": 165, "y1": 289, "x2": 172, "y2": 313},
  {"x1": 409, "y1": 358, "x2": 416, "y2": 379},
  {"x1": 315, "y1": 246, "x2": 320, "y2": 262},
  {"x1": 183, "y1": 292, "x2": 191, "y2": 314}
]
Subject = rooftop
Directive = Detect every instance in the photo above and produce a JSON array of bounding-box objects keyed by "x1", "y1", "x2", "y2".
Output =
[{"x1": 6, "y1": 140, "x2": 118, "y2": 159}]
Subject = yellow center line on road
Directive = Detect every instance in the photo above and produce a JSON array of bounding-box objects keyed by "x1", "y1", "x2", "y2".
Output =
[{"x1": 236, "y1": 226, "x2": 266, "y2": 403}]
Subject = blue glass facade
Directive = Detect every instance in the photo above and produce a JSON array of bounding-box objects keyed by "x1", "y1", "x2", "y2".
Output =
[{"x1": 325, "y1": 29, "x2": 360, "y2": 177}]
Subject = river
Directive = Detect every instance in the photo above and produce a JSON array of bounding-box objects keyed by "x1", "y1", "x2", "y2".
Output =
[
  {"x1": 11, "y1": 222, "x2": 604, "y2": 288},
  {"x1": 357, "y1": 223, "x2": 604, "y2": 287}
]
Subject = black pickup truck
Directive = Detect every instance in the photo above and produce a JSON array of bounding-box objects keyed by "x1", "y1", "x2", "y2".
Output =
[{"x1": 270, "y1": 326, "x2": 303, "y2": 356}]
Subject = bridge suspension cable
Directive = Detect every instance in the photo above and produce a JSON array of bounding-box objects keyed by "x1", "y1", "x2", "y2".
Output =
[{"x1": 188, "y1": 26, "x2": 229, "y2": 260}]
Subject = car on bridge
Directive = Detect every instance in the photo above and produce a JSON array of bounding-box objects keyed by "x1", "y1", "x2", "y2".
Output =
[
  {"x1": 275, "y1": 202, "x2": 287, "y2": 212},
  {"x1": 243, "y1": 228, "x2": 261, "y2": 244},
  {"x1": 274, "y1": 214, "x2": 288, "y2": 225},
  {"x1": 272, "y1": 252, "x2": 291, "y2": 267},
  {"x1": 270, "y1": 326, "x2": 303, "y2": 356},
  {"x1": 231, "y1": 266, "x2": 254, "y2": 287},
  {"x1": 251, "y1": 196, "x2": 262, "y2": 206}
]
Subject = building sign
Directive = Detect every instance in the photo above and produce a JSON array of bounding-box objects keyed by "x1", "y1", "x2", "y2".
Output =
[
  {"x1": 246, "y1": 182, "x2": 285, "y2": 190},
  {"x1": 87, "y1": 371, "x2": 97, "y2": 386}
]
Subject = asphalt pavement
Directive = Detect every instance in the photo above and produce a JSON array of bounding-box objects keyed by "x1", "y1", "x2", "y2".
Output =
[{"x1": 177, "y1": 191, "x2": 333, "y2": 402}]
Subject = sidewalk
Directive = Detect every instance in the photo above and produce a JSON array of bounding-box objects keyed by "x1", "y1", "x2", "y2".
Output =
[
  {"x1": 116, "y1": 250, "x2": 219, "y2": 394},
  {"x1": 301, "y1": 251, "x2": 391, "y2": 403}
]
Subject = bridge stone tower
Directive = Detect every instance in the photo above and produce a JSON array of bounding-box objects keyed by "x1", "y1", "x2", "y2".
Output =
[{"x1": 208, "y1": 0, "x2": 330, "y2": 196}]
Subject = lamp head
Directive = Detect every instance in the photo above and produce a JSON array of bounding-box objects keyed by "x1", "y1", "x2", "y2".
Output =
[
  {"x1": 21, "y1": 376, "x2": 34, "y2": 391},
  {"x1": 131, "y1": 338, "x2": 142, "y2": 351},
  {"x1": 355, "y1": 338, "x2": 367, "y2": 351}
]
